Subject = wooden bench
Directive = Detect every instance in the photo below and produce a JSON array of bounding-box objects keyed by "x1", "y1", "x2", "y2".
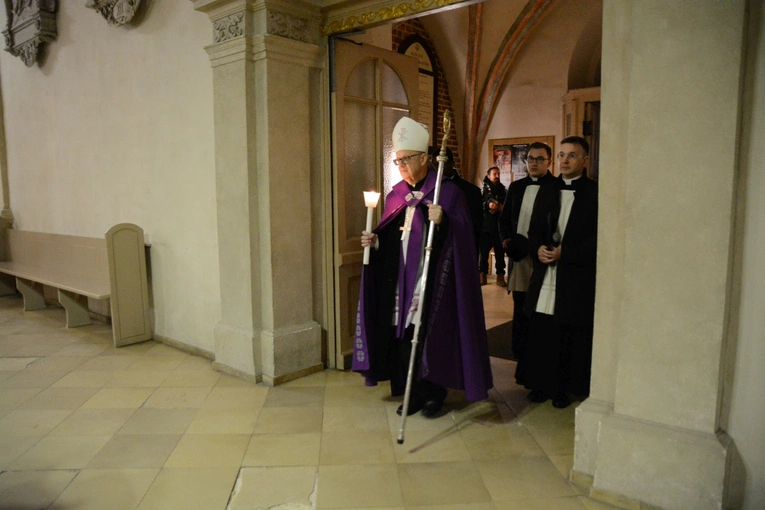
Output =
[{"x1": 0, "y1": 223, "x2": 153, "y2": 347}]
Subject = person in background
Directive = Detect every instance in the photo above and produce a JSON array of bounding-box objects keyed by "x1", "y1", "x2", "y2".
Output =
[{"x1": 479, "y1": 167, "x2": 507, "y2": 286}]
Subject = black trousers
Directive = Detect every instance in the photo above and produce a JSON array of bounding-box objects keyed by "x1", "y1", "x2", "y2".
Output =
[
  {"x1": 389, "y1": 324, "x2": 447, "y2": 405},
  {"x1": 511, "y1": 291, "x2": 529, "y2": 384},
  {"x1": 479, "y1": 231, "x2": 506, "y2": 275},
  {"x1": 520, "y1": 312, "x2": 593, "y2": 397}
]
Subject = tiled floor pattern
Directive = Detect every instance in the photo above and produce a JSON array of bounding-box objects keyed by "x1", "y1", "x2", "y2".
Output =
[{"x1": 0, "y1": 290, "x2": 619, "y2": 509}]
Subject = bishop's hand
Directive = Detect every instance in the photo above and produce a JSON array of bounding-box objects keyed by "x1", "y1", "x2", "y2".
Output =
[
  {"x1": 361, "y1": 231, "x2": 377, "y2": 248},
  {"x1": 427, "y1": 204, "x2": 443, "y2": 225}
]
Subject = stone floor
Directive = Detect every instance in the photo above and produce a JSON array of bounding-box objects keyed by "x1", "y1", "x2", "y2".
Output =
[{"x1": 0, "y1": 284, "x2": 618, "y2": 509}]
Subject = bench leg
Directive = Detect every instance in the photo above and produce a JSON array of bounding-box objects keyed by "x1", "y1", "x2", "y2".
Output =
[
  {"x1": 58, "y1": 289, "x2": 91, "y2": 328},
  {"x1": 16, "y1": 277, "x2": 45, "y2": 311},
  {"x1": 0, "y1": 274, "x2": 15, "y2": 296}
]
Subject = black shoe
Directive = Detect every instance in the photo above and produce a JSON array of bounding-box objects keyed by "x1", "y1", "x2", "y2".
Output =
[
  {"x1": 420, "y1": 399, "x2": 444, "y2": 418},
  {"x1": 527, "y1": 390, "x2": 548, "y2": 403},
  {"x1": 552, "y1": 395, "x2": 571, "y2": 409},
  {"x1": 396, "y1": 400, "x2": 424, "y2": 416}
]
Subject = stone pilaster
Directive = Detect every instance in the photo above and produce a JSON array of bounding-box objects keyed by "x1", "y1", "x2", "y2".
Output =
[
  {"x1": 575, "y1": 2, "x2": 745, "y2": 509},
  {"x1": 195, "y1": 0, "x2": 323, "y2": 384}
]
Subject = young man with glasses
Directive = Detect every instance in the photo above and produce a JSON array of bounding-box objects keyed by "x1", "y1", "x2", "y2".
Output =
[
  {"x1": 518, "y1": 136, "x2": 598, "y2": 409},
  {"x1": 353, "y1": 116, "x2": 493, "y2": 418},
  {"x1": 498, "y1": 142, "x2": 556, "y2": 386}
]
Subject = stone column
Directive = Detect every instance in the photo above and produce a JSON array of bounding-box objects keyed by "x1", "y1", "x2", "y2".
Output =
[
  {"x1": 194, "y1": 0, "x2": 323, "y2": 384},
  {"x1": 574, "y1": 2, "x2": 745, "y2": 509}
]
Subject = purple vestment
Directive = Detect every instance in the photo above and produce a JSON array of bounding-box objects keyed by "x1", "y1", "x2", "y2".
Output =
[{"x1": 353, "y1": 170, "x2": 493, "y2": 402}]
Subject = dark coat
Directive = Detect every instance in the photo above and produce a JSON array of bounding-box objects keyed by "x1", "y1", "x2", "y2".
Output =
[
  {"x1": 498, "y1": 172, "x2": 555, "y2": 261},
  {"x1": 449, "y1": 173, "x2": 483, "y2": 251},
  {"x1": 524, "y1": 174, "x2": 598, "y2": 326},
  {"x1": 481, "y1": 176, "x2": 506, "y2": 234}
]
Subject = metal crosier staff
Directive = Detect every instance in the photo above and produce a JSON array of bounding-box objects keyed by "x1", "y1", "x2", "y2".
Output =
[{"x1": 397, "y1": 110, "x2": 452, "y2": 445}]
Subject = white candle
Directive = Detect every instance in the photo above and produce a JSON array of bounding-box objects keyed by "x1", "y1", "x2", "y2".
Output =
[{"x1": 363, "y1": 191, "x2": 381, "y2": 265}]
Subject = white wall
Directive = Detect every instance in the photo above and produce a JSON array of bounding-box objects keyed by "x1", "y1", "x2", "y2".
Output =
[
  {"x1": 727, "y1": 1, "x2": 765, "y2": 507},
  {"x1": 480, "y1": 0, "x2": 601, "y2": 175},
  {"x1": 419, "y1": 0, "x2": 601, "y2": 183},
  {"x1": 0, "y1": 2, "x2": 220, "y2": 352}
]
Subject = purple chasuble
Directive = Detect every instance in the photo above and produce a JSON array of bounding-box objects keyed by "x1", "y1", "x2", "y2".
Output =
[{"x1": 353, "y1": 170, "x2": 493, "y2": 402}]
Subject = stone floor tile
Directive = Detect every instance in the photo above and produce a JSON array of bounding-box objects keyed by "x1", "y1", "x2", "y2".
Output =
[
  {"x1": 81, "y1": 387, "x2": 155, "y2": 409},
  {"x1": 106, "y1": 369, "x2": 172, "y2": 388},
  {"x1": 10, "y1": 435, "x2": 111, "y2": 469},
  {"x1": 0, "y1": 469, "x2": 78, "y2": 509},
  {"x1": 243, "y1": 433, "x2": 321, "y2": 466},
  {"x1": 185, "y1": 408, "x2": 259, "y2": 434},
  {"x1": 475, "y1": 457, "x2": 577, "y2": 501},
  {"x1": 18, "y1": 386, "x2": 99, "y2": 410},
  {"x1": 0, "y1": 436, "x2": 42, "y2": 471},
  {"x1": 164, "y1": 434, "x2": 250, "y2": 468},
  {"x1": 228, "y1": 466, "x2": 317, "y2": 509},
  {"x1": 253, "y1": 406, "x2": 324, "y2": 434},
  {"x1": 263, "y1": 385, "x2": 326, "y2": 407},
  {"x1": 51, "y1": 368, "x2": 117, "y2": 388},
  {"x1": 317, "y1": 464, "x2": 404, "y2": 508},
  {"x1": 398, "y1": 461, "x2": 491, "y2": 506},
  {"x1": 323, "y1": 405, "x2": 390, "y2": 433},
  {"x1": 87, "y1": 434, "x2": 182, "y2": 468},
  {"x1": 136, "y1": 467, "x2": 239, "y2": 510},
  {"x1": 320, "y1": 431, "x2": 396, "y2": 465},
  {"x1": 142, "y1": 386, "x2": 211, "y2": 408},
  {"x1": 50, "y1": 408, "x2": 136, "y2": 436},
  {"x1": 0, "y1": 409, "x2": 72, "y2": 436},
  {"x1": 392, "y1": 428, "x2": 473, "y2": 464},
  {"x1": 51, "y1": 468, "x2": 159, "y2": 510},
  {"x1": 201, "y1": 386, "x2": 270, "y2": 410},
  {"x1": 0, "y1": 369, "x2": 69, "y2": 388},
  {"x1": 117, "y1": 407, "x2": 199, "y2": 435},
  {"x1": 493, "y1": 496, "x2": 588, "y2": 509},
  {"x1": 161, "y1": 368, "x2": 221, "y2": 387}
]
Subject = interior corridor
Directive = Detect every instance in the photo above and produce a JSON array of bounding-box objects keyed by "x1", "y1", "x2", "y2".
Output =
[{"x1": 0, "y1": 287, "x2": 617, "y2": 509}]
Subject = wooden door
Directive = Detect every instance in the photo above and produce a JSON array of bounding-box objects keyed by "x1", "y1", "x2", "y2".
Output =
[{"x1": 330, "y1": 39, "x2": 419, "y2": 369}]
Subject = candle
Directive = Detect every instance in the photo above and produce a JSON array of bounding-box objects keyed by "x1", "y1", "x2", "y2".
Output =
[{"x1": 363, "y1": 191, "x2": 381, "y2": 265}]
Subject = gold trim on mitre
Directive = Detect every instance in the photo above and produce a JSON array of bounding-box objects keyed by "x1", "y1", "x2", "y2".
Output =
[{"x1": 321, "y1": 0, "x2": 467, "y2": 36}]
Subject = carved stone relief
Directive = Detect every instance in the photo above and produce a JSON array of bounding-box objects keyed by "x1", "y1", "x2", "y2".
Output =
[
  {"x1": 213, "y1": 12, "x2": 244, "y2": 43},
  {"x1": 3, "y1": 0, "x2": 58, "y2": 67},
  {"x1": 85, "y1": 0, "x2": 142, "y2": 27},
  {"x1": 267, "y1": 11, "x2": 310, "y2": 44}
]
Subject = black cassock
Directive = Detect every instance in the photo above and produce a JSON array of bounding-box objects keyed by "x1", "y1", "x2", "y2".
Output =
[{"x1": 520, "y1": 174, "x2": 598, "y2": 396}]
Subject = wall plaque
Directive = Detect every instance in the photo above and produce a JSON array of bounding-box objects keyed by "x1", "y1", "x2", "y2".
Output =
[
  {"x1": 3, "y1": 0, "x2": 58, "y2": 67},
  {"x1": 86, "y1": 0, "x2": 142, "y2": 27}
]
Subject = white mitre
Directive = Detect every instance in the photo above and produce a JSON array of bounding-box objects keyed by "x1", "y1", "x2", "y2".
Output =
[{"x1": 392, "y1": 117, "x2": 430, "y2": 153}]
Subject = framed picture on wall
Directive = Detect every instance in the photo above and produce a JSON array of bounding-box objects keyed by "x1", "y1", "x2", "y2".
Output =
[{"x1": 488, "y1": 136, "x2": 555, "y2": 188}]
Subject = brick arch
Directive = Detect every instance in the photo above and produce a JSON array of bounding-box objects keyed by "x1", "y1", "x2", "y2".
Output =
[{"x1": 463, "y1": 0, "x2": 557, "y2": 184}]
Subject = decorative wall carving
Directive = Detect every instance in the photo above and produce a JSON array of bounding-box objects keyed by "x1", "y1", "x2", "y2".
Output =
[
  {"x1": 85, "y1": 0, "x2": 142, "y2": 27},
  {"x1": 213, "y1": 12, "x2": 244, "y2": 43},
  {"x1": 267, "y1": 11, "x2": 309, "y2": 44},
  {"x1": 3, "y1": 0, "x2": 58, "y2": 67},
  {"x1": 322, "y1": 0, "x2": 464, "y2": 35}
]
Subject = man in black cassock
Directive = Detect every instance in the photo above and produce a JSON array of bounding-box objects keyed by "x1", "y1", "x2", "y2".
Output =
[
  {"x1": 498, "y1": 141, "x2": 556, "y2": 385},
  {"x1": 519, "y1": 136, "x2": 597, "y2": 409}
]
